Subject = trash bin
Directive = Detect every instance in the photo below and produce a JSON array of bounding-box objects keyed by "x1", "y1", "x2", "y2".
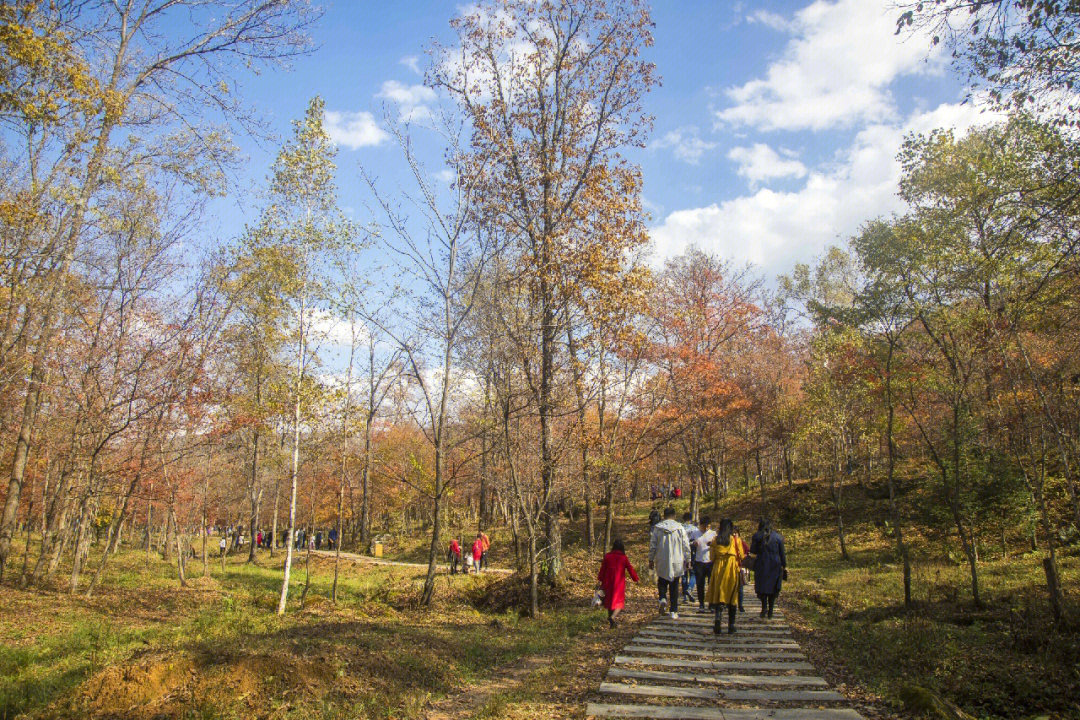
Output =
[{"x1": 373, "y1": 542, "x2": 383, "y2": 558}]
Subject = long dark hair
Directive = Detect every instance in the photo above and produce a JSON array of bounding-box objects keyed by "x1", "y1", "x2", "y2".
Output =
[
  {"x1": 718, "y1": 518, "x2": 734, "y2": 546},
  {"x1": 612, "y1": 539, "x2": 625, "y2": 553}
]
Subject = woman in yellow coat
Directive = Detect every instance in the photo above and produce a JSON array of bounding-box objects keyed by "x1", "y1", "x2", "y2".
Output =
[{"x1": 705, "y1": 518, "x2": 745, "y2": 634}]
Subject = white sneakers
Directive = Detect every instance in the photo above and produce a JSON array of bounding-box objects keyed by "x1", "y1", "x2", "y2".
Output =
[{"x1": 670, "y1": 612, "x2": 679, "y2": 620}]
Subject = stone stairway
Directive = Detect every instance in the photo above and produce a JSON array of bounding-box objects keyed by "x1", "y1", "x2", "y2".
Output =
[{"x1": 586, "y1": 597, "x2": 865, "y2": 720}]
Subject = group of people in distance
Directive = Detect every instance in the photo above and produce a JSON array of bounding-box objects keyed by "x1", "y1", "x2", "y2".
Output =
[
  {"x1": 215, "y1": 526, "x2": 340, "y2": 556},
  {"x1": 595, "y1": 506, "x2": 787, "y2": 633},
  {"x1": 447, "y1": 530, "x2": 490, "y2": 574}
]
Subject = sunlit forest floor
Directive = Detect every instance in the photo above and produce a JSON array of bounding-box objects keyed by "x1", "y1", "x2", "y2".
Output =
[
  {"x1": 2, "y1": 480, "x2": 1078, "y2": 720},
  {"x1": 0, "y1": 519, "x2": 657, "y2": 720},
  {"x1": 698, "y1": 479, "x2": 1080, "y2": 720}
]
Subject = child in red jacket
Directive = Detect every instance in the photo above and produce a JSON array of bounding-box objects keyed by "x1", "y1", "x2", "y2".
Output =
[{"x1": 597, "y1": 539, "x2": 639, "y2": 628}]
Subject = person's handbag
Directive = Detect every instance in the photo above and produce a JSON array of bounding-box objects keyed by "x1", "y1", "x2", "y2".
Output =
[
  {"x1": 739, "y1": 567, "x2": 751, "y2": 585},
  {"x1": 591, "y1": 587, "x2": 605, "y2": 608},
  {"x1": 782, "y1": 568, "x2": 789, "y2": 581},
  {"x1": 740, "y1": 554, "x2": 755, "y2": 569}
]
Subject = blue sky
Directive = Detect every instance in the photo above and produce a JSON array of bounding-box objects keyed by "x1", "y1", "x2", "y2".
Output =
[{"x1": 217, "y1": 0, "x2": 998, "y2": 287}]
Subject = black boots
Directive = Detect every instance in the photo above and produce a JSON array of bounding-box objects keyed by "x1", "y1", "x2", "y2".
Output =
[{"x1": 715, "y1": 605, "x2": 737, "y2": 634}]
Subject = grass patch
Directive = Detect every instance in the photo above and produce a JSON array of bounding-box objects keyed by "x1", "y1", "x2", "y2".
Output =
[
  {"x1": 0, "y1": 535, "x2": 609, "y2": 720},
  {"x1": 691, "y1": 479, "x2": 1080, "y2": 720}
]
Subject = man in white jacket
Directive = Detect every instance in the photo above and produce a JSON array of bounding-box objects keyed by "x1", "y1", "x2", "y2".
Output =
[{"x1": 649, "y1": 506, "x2": 692, "y2": 618}]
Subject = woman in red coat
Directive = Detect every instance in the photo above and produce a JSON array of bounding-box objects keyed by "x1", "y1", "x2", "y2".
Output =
[{"x1": 597, "y1": 539, "x2": 639, "y2": 628}]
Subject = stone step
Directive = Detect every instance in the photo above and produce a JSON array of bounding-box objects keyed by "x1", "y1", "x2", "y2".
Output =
[
  {"x1": 614, "y1": 655, "x2": 815, "y2": 671},
  {"x1": 587, "y1": 703, "x2": 725, "y2": 719},
  {"x1": 657, "y1": 614, "x2": 785, "y2": 624},
  {"x1": 628, "y1": 636, "x2": 800, "y2": 650},
  {"x1": 647, "y1": 621, "x2": 791, "y2": 632},
  {"x1": 722, "y1": 710, "x2": 864, "y2": 720},
  {"x1": 625, "y1": 644, "x2": 806, "y2": 660},
  {"x1": 647, "y1": 620, "x2": 791, "y2": 632},
  {"x1": 599, "y1": 682, "x2": 717, "y2": 700},
  {"x1": 644, "y1": 624, "x2": 791, "y2": 634},
  {"x1": 586, "y1": 704, "x2": 865, "y2": 719},
  {"x1": 606, "y1": 667, "x2": 828, "y2": 687},
  {"x1": 599, "y1": 682, "x2": 844, "y2": 705},
  {"x1": 638, "y1": 633, "x2": 796, "y2": 646},
  {"x1": 722, "y1": 688, "x2": 847, "y2": 702},
  {"x1": 652, "y1": 617, "x2": 790, "y2": 626},
  {"x1": 638, "y1": 630, "x2": 797, "y2": 645}
]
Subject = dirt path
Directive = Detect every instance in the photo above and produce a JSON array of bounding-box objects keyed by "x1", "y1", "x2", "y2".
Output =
[{"x1": 311, "y1": 549, "x2": 514, "y2": 575}]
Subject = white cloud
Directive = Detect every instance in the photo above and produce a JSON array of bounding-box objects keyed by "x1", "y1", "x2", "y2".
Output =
[
  {"x1": 324, "y1": 110, "x2": 388, "y2": 150},
  {"x1": 651, "y1": 100, "x2": 1004, "y2": 279},
  {"x1": 400, "y1": 55, "x2": 421, "y2": 75},
  {"x1": 652, "y1": 127, "x2": 718, "y2": 164},
  {"x1": 377, "y1": 80, "x2": 437, "y2": 123},
  {"x1": 727, "y1": 143, "x2": 807, "y2": 185},
  {"x1": 308, "y1": 309, "x2": 367, "y2": 348},
  {"x1": 746, "y1": 9, "x2": 793, "y2": 32},
  {"x1": 716, "y1": 0, "x2": 944, "y2": 131}
]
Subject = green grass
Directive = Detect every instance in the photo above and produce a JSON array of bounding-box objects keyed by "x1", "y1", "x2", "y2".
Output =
[
  {"x1": 697, "y1": 480, "x2": 1080, "y2": 720},
  {"x1": 0, "y1": 536, "x2": 608, "y2": 720}
]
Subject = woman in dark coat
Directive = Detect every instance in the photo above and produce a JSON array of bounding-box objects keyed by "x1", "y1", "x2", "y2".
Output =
[{"x1": 750, "y1": 518, "x2": 787, "y2": 619}]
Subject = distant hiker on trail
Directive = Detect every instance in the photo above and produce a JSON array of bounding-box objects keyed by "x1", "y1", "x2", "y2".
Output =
[
  {"x1": 479, "y1": 530, "x2": 490, "y2": 571},
  {"x1": 692, "y1": 515, "x2": 716, "y2": 613},
  {"x1": 471, "y1": 533, "x2": 484, "y2": 574},
  {"x1": 732, "y1": 524, "x2": 750, "y2": 612},
  {"x1": 597, "y1": 539, "x2": 639, "y2": 629},
  {"x1": 682, "y1": 512, "x2": 699, "y2": 605},
  {"x1": 315, "y1": 530, "x2": 323, "y2": 550},
  {"x1": 448, "y1": 537, "x2": 462, "y2": 575},
  {"x1": 649, "y1": 506, "x2": 691, "y2": 619},
  {"x1": 219, "y1": 536, "x2": 226, "y2": 557},
  {"x1": 328, "y1": 528, "x2": 337, "y2": 550},
  {"x1": 256, "y1": 530, "x2": 263, "y2": 549},
  {"x1": 751, "y1": 518, "x2": 787, "y2": 619}
]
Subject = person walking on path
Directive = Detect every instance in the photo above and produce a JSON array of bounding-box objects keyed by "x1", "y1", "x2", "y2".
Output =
[
  {"x1": 732, "y1": 524, "x2": 750, "y2": 612},
  {"x1": 649, "y1": 507, "x2": 691, "y2": 619},
  {"x1": 692, "y1": 515, "x2": 716, "y2": 612},
  {"x1": 750, "y1": 518, "x2": 787, "y2": 618},
  {"x1": 448, "y1": 537, "x2": 462, "y2": 575},
  {"x1": 479, "y1": 530, "x2": 490, "y2": 571},
  {"x1": 471, "y1": 533, "x2": 484, "y2": 574},
  {"x1": 706, "y1": 518, "x2": 745, "y2": 635},
  {"x1": 681, "y1": 512, "x2": 699, "y2": 605},
  {"x1": 597, "y1": 539, "x2": 639, "y2": 628}
]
